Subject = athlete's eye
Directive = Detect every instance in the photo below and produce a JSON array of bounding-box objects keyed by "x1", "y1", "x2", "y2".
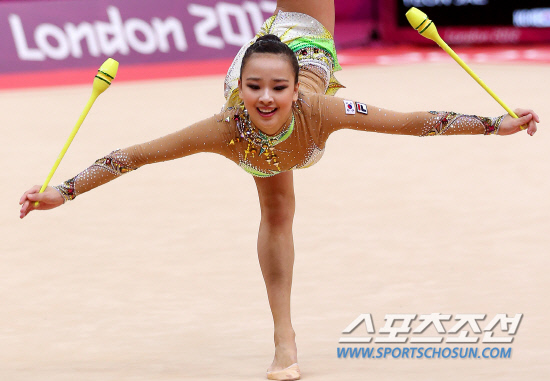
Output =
[
  {"x1": 247, "y1": 84, "x2": 260, "y2": 90},
  {"x1": 274, "y1": 86, "x2": 288, "y2": 91}
]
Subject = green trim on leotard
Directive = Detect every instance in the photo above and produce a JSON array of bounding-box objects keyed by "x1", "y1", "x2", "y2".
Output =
[
  {"x1": 288, "y1": 37, "x2": 342, "y2": 71},
  {"x1": 256, "y1": 114, "x2": 295, "y2": 146},
  {"x1": 239, "y1": 162, "x2": 279, "y2": 177}
]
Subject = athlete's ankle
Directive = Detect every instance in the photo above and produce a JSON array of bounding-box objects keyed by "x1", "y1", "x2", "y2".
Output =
[{"x1": 274, "y1": 327, "x2": 296, "y2": 346}]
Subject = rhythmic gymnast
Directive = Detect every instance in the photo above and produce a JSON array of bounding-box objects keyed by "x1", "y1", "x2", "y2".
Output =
[{"x1": 19, "y1": 1, "x2": 540, "y2": 380}]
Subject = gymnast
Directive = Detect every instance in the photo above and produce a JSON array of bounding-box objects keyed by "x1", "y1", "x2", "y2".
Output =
[{"x1": 19, "y1": 1, "x2": 539, "y2": 379}]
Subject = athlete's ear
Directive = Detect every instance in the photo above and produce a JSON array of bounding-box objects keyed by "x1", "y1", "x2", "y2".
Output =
[
  {"x1": 238, "y1": 79, "x2": 243, "y2": 98},
  {"x1": 293, "y1": 82, "x2": 299, "y2": 102}
]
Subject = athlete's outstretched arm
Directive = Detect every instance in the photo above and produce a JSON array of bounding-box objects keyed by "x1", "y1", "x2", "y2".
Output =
[
  {"x1": 19, "y1": 113, "x2": 236, "y2": 218},
  {"x1": 316, "y1": 95, "x2": 539, "y2": 143}
]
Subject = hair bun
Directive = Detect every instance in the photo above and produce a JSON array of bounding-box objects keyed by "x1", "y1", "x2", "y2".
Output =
[
  {"x1": 240, "y1": 32, "x2": 299, "y2": 84},
  {"x1": 256, "y1": 34, "x2": 282, "y2": 43}
]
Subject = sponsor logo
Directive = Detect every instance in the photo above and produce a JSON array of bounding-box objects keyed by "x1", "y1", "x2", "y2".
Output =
[{"x1": 356, "y1": 102, "x2": 368, "y2": 115}]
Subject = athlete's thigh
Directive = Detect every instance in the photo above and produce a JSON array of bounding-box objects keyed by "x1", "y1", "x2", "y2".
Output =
[
  {"x1": 254, "y1": 171, "x2": 295, "y2": 215},
  {"x1": 274, "y1": 0, "x2": 335, "y2": 35}
]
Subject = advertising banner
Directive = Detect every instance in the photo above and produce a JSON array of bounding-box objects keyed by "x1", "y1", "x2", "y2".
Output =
[
  {"x1": 382, "y1": 0, "x2": 550, "y2": 45},
  {"x1": 0, "y1": 0, "x2": 277, "y2": 74}
]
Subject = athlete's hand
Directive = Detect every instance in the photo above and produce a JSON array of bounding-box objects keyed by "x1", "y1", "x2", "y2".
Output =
[
  {"x1": 497, "y1": 108, "x2": 540, "y2": 136},
  {"x1": 19, "y1": 185, "x2": 64, "y2": 219}
]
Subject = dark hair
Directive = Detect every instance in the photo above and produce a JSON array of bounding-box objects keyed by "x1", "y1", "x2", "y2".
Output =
[{"x1": 240, "y1": 34, "x2": 299, "y2": 84}]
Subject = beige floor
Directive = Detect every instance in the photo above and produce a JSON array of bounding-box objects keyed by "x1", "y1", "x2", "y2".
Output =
[{"x1": 1, "y1": 62, "x2": 549, "y2": 380}]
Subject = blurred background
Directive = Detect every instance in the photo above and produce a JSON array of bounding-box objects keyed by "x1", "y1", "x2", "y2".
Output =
[{"x1": 1, "y1": 0, "x2": 550, "y2": 88}]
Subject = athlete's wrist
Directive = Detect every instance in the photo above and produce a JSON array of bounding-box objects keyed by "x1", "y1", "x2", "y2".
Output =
[
  {"x1": 53, "y1": 178, "x2": 76, "y2": 202},
  {"x1": 484, "y1": 115, "x2": 505, "y2": 135}
]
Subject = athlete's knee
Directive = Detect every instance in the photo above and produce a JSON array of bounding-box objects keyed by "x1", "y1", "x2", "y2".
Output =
[{"x1": 260, "y1": 192, "x2": 295, "y2": 227}]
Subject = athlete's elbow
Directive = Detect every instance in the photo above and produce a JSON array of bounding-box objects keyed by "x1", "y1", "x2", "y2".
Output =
[{"x1": 123, "y1": 145, "x2": 148, "y2": 168}]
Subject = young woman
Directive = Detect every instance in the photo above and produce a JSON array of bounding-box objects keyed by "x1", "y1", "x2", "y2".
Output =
[{"x1": 19, "y1": 1, "x2": 539, "y2": 380}]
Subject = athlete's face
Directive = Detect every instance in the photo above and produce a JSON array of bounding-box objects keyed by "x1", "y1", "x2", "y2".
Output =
[{"x1": 239, "y1": 53, "x2": 299, "y2": 135}]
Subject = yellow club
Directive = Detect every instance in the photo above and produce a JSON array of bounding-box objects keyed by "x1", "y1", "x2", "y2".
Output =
[
  {"x1": 34, "y1": 58, "x2": 119, "y2": 207},
  {"x1": 93, "y1": 58, "x2": 119, "y2": 96},
  {"x1": 405, "y1": 7, "x2": 522, "y2": 128}
]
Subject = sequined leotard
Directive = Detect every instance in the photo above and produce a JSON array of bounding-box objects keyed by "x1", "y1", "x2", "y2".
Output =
[{"x1": 53, "y1": 11, "x2": 504, "y2": 201}]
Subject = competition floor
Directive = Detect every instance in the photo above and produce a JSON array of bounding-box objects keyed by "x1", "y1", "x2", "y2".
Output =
[{"x1": 2, "y1": 57, "x2": 549, "y2": 380}]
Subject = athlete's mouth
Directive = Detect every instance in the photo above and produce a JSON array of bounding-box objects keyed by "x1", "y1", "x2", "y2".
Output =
[{"x1": 257, "y1": 108, "x2": 278, "y2": 117}]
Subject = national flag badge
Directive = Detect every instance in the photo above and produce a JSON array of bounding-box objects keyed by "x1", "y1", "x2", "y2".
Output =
[
  {"x1": 356, "y1": 102, "x2": 368, "y2": 115},
  {"x1": 344, "y1": 100, "x2": 355, "y2": 115}
]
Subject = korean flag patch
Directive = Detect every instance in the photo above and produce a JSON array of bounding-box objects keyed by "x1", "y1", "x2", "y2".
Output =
[
  {"x1": 356, "y1": 102, "x2": 368, "y2": 115},
  {"x1": 344, "y1": 100, "x2": 355, "y2": 115}
]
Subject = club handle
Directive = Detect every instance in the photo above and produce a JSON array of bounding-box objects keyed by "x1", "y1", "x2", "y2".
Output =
[
  {"x1": 34, "y1": 93, "x2": 98, "y2": 207},
  {"x1": 436, "y1": 38, "x2": 518, "y2": 117}
]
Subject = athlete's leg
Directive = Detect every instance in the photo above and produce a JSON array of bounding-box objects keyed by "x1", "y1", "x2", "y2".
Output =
[
  {"x1": 254, "y1": 171, "x2": 298, "y2": 373},
  {"x1": 274, "y1": 0, "x2": 335, "y2": 35}
]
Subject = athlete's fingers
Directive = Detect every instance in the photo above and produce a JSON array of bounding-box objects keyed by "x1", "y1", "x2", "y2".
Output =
[
  {"x1": 26, "y1": 192, "x2": 46, "y2": 202},
  {"x1": 513, "y1": 108, "x2": 540, "y2": 136},
  {"x1": 527, "y1": 118, "x2": 538, "y2": 136},
  {"x1": 19, "y1": 185, "x2": 41, "y2": 205},
  {"x1": 20, "y1": 200, "x2": 33, "y2": 219},
  {"x1": 515, "y1": 114, "x2": 533, "y2": 130},
  {"x1": 515, "y1": 108, "x2": 539, "y2": 121},
  {"x1": 515, "y1": 108, "x2": 540, "y2": 129}
]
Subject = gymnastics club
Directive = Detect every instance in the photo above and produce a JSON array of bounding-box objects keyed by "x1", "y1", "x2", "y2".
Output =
[
  {"x1": 34, "y1": 58, "x2": 119, "y2": 207},
  {"x1": 405, "y1": 7, "x2": 524, "y2": 129}
]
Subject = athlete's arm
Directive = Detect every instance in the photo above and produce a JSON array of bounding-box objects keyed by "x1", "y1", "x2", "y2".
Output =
[
  {"x1": 19, "y1": 113, "x2": 235, "y2": 218},
  {"x1": 317, "y1": 95, "x2": 539, "y2": 143}
]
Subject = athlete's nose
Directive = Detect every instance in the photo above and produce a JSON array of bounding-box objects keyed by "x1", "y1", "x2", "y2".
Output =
[{"x1": 259, "y1": 88, "x2": 273, "y2": 104}]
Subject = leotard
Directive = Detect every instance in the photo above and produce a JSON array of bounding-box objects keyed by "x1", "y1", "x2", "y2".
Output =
[{"x1": 53, "y1": 11, "x2": 504, "y2": 200}]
